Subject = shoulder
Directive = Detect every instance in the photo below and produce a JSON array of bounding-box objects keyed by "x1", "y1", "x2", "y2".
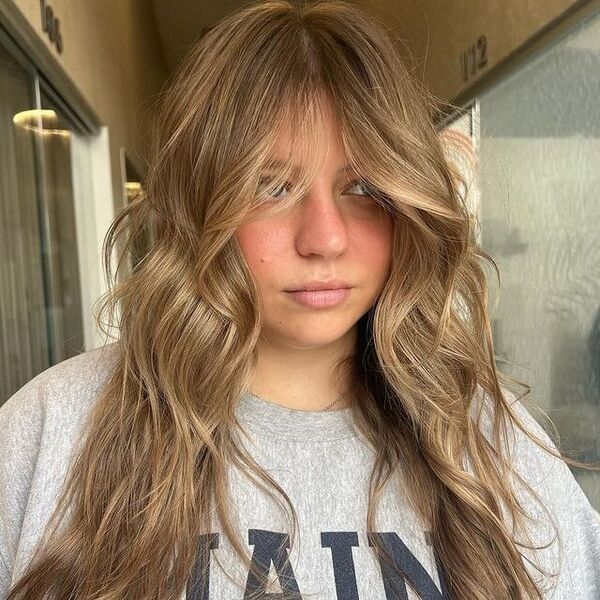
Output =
[
  {"x1": 0, "y1": 341, "x2": 121, "y2": 487},
  {"x1": 0, "y1": 342, "x2": 121, "y2": 589},
  {"x1": 0, "y1": 341, "x2": 120, "y2": 441},
  {"x1": 472, "y1": 383, "x2": 600, "y2": 597},
  {"x1": 471, "y1": 383, "x2": 598, "y2": 520},
  {"x1": 0, "y1": 342, "x2": 121, "y2": 491},
  {"x1": 471, "y1": 383, "x2": 587, "y2": 492}
]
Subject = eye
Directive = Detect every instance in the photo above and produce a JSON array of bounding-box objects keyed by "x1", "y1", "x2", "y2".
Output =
[
  {"x1": 346, "y1": 180, "x2": 373, "y2": 197},
  {"x1": 258, "y1": 176, "x2": 291, "y2": 200},
  {"x1": 257, "y1": 177, "x2": 375, "y2": 201}
]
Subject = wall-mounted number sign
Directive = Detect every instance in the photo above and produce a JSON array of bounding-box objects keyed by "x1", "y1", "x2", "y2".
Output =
[
  {"x1": 459, "y1": 34, "x2": 488, "y2": 82},
  {"x1": 39, "y1": 0, "x2": 63, "y2": 54}
]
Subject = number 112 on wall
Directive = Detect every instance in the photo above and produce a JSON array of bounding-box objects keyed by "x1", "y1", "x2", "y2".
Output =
[{"x1": 460, "y1": 35, "x2": 488, "y2": 82}]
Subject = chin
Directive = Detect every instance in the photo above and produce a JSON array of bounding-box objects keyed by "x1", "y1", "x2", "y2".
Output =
[{"x1": 266, "y1": 320, "x2": 358, "y2": 349}]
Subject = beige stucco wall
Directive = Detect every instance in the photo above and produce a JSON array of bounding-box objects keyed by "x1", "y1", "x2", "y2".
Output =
[
  {"x1": 365, "y1": 0, "x2": 584, "y2": 103},
  {"x1": 150, "y1": 0, "x2": 590, "y2": 107},
  {"x1": 4, "y1": 0, "x2": 167, "y2": 211}
]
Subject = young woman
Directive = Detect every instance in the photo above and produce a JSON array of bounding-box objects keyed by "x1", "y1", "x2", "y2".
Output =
[{"x1": 1, "y1": 1, "x2": 599, "y2": 598}]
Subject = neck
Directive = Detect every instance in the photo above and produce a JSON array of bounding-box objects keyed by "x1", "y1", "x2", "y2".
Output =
[{"x1": 248, "y1": 326, "x2": 356, "y2": 411}]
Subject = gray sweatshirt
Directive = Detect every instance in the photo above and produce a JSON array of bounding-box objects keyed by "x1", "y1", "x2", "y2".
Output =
[{"x1": 1, "y1": 343, "x2": 599, "y2": 599}]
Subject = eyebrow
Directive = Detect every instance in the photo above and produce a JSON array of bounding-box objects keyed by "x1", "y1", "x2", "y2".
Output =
[{"x1": 263, "y1": 159, "x2": 353, "y2": 174}]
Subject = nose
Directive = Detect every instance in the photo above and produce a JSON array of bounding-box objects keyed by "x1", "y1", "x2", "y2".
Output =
[{"x1": 294, "y1": 185, "x2": 349, "y2": 258}]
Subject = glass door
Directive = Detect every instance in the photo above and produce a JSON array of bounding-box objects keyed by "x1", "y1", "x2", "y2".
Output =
[
  {"x1": 0, "y1": 34, "x2": 49, "y2": 399},
  {"x1": 0, "y1": 26, "x2": 89, "y2": 403},
  {"x1": 444, "y1": 8, "x2": 600, "y2": 511},
  {"x1": 36, "y1": 90, "x2": 85, "y2": 363},
  {"x1": 477, "y1": 8, "x2": 600, "y2": 509}
]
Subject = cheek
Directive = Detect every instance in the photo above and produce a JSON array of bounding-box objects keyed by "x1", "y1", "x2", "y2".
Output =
[
  {"x1": 352, "y1": 214, "x2": 394, "y2": 274},
  {"x1": 235, "y1": 222, "x2": 287, "y2": 282}
]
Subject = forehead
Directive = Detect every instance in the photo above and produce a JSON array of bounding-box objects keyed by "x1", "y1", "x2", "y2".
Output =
[{"x1": 266, "y1": 98, "x2": 347, "y2": 172}]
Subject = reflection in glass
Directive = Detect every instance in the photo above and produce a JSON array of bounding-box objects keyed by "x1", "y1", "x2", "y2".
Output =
[
  {"x1": 38, "y1": 93, "x2": 85, "y2": 364},
  {"x1": 0, "y1": 35, "x2": 86, "y2": 404},
  {"x1": 478, "y1": 10, "x2": 600, "y2": 509},
  {"x1": 0, "y1": 45, "x2": 50, "y2": 401}
]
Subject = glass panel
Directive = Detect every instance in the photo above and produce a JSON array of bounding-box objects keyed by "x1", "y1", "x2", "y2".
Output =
[
  {"x1": 0, "y1": 38, "x2": 50, "y2": 403},
  {"x1": 478, "y1": 10, "x2": 600, "y2": 509},
  {"x1": 38, "y1": 91, "x2": 85, "y2": 362},
  {"x1": 0, "y1": 33, "x2": 88, "y2": 405}
]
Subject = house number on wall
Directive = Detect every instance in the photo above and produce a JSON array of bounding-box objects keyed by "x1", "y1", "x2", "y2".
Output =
[
  {"x1": 39, "y1": 0, "x2": 63, "y2": 54},
  {"x1": 459, "y1": 34, "x2": 488, "y2": 82}
]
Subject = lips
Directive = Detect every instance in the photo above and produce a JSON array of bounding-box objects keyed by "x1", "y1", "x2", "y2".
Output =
[
  {"x1": 287, "y1": 279, "x2": 351, "y2": 292},
  {"x1": 285, "y1": 287, "x2": 351, "y2": 308}
]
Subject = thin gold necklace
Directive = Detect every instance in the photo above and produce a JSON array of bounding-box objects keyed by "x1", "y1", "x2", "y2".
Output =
[
  {"x1": 321, "y1": 393, "x2": 346, "y2": 411},
  {"x1": 251, "y1": 392, "x2": 346, "y2": 411}
]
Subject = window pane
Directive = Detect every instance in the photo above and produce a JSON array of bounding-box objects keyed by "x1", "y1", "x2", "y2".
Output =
[
  {"x1": 478, "y1": 10, "x2": 600, "y2": 509},
  {"x1": 0, "y1": 40, "x2": 50, "y2": 402}
]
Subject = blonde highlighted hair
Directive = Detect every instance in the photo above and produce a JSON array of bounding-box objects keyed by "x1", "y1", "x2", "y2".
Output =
[{"x1": 7, "y1": 1, "x2": 596, "y2": 598}]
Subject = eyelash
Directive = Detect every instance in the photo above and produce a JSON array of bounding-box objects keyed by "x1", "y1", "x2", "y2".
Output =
[{"x1": 258, "y1": 178, "x2": 374, "y2": 200}]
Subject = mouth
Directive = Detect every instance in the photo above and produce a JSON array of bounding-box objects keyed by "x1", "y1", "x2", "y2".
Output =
[
  {"x1": 284, "y1": 287, "x2": 352, "y2": 308},
  {"x1": 285, "y1": 280, "x2": 351, "y2": 292},
  {"x1": 287, "y1": 286, "x2": 351, "y2": 293}
]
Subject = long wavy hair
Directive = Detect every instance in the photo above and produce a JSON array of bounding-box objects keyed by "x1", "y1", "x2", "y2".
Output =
[{"x1": 7, "y1": 1, "x2": 596, "y2": 598}]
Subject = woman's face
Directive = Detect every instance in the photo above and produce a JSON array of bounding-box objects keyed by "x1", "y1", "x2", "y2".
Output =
[{"x1": 235, "y1": 106, "x2": 393, "y2": 351}]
